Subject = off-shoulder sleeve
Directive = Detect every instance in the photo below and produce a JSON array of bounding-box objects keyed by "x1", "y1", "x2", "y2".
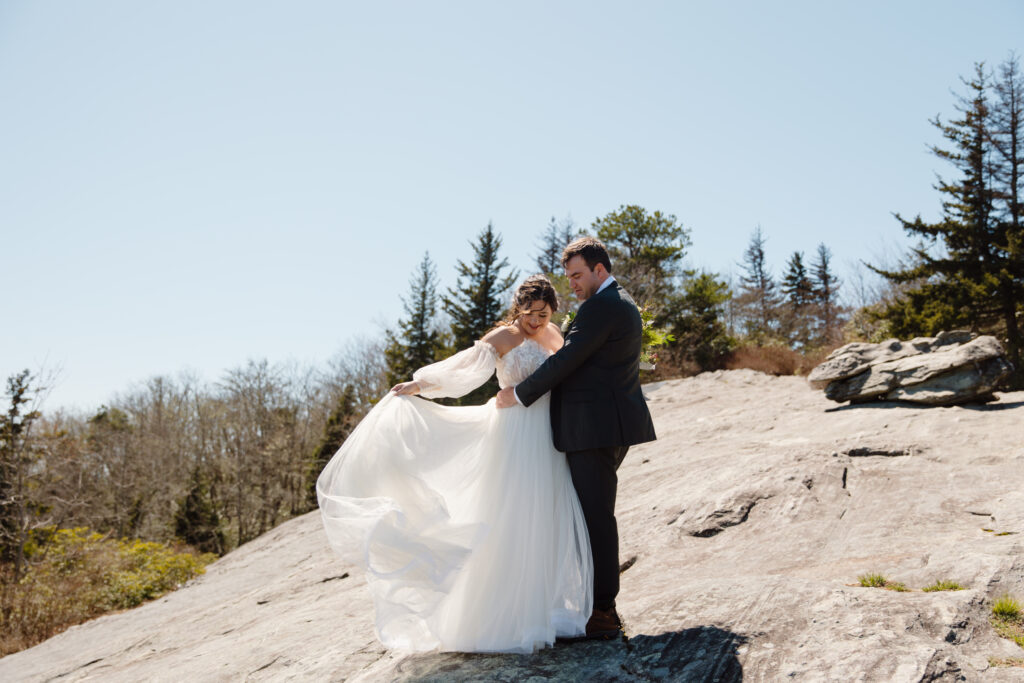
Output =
[{"x1": 413, "y1": 340, "x2": 499, "y2": 399}]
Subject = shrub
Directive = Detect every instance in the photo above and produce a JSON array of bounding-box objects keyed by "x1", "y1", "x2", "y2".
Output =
[
  {"x1": 922, "y1": 580, "x2": 965, "y2": 592},
  {"x1": 723, "y1": 342, "x2": 839, "y2": 376},
  {"x1": 1, "y1": 526, "x2": 215, "y2": 656}
]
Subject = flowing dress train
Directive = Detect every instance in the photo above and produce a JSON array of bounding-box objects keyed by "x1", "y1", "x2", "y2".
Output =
[{"x1": 316, "y1": 339, "x2": 593, "y2": 653}]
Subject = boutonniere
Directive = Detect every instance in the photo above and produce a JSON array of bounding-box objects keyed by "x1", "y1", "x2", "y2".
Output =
[{"x1": 560, "y1": 311, "x2": 576, "y2": 334}]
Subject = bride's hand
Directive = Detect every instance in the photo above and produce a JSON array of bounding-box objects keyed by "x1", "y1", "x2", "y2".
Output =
[{"x1": 391, "y1": 381, "x2": 421, "y2": 396}]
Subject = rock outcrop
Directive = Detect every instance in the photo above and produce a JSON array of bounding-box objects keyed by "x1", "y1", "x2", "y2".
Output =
[
  {"x1": 2, "y1": 370, "x2": 1023, "y2": 681},
  {"x1": 809, "y1": 331, "x2": 1014, "y2": 405}
]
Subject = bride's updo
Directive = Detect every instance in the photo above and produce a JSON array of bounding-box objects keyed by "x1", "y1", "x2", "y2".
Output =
[{"x1": 501, "y1": 274, "x2": 559, "y2": 326}]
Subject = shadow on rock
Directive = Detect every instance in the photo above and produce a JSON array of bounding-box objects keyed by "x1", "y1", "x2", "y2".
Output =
[
  {"x1": 390, "y1": 626, "x2": 747, "y2": 682},
  {"x1": 824, "y1": 398, "x2": 1024, "y2": 413},
  {"x1": 960, "y1": 399, "x2": 1024, "y2": 411}
]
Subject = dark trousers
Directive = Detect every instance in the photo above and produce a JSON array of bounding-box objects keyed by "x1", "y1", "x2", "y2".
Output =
[{"x1": 566, "y1": 446, "x2": 628, "y2": 612}]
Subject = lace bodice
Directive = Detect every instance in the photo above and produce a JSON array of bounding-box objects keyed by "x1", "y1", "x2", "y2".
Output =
[
  {"x1": 411, "y1": 339, "x2": 553, "y2": 399},
  {"x1": 496, "y1": 339, "x2": 553, "y2": 388}
]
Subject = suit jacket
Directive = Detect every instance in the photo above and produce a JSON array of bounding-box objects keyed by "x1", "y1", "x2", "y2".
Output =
[{"x1": 515, "y1": 280, "x2": 657, "y2": 452}]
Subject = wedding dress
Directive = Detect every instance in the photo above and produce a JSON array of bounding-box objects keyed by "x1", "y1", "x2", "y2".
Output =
[{"x1": 316, "y1": 338, "x2": 593, "y2": 653}]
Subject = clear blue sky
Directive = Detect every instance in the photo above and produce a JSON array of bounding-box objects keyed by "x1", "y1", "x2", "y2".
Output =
[{"x1": 2, "y1": 1, "x2": 1021, "y2": 412}]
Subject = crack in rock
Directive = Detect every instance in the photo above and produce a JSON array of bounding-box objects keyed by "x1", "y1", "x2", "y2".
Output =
[
  {"x1": 250, "y1": 656, "x2": 280, "y2": 674},
  {"x1": 689, "y1": 498, "x2": 765, "y2": 538},
  {"x1": 52, "y1": 658, "x2": 104, "y2": 679},
  {"x1": 844, "y1": 446, "x2": 919, "y2": 457}
]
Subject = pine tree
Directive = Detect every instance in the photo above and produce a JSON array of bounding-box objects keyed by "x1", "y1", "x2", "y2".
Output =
[
  {"x1": 781, "y1": 251, "x2": 814, "y2": 348},
  {"x1": 442, "y1": 223, "x2": 519, "y2": 350},
  {"x1": 0, "y1": 370, "x2": 41, "y2": 578},
  {"x1": 873, "y1": 62, "x2": 1023, "y2": 386},
  {"x1": 385, "y1": 252, "x2": 444, "y2": 387},
  {"x1": 441, "y1": 223, "x2": 518, "y2": 404},
  {"x1": 811, "y1": 243, "x2": 842, "y2": 345},
  {"x1": 592, "y1": 205, "x2": 691, "y2": 309},
  {"x1": 782, "y1": 252, "x2": 814, "y2": 307},
  {"x1": 990, "y1": 54, "x2": 1024, "y2": 384},
  {"x1": 534, "y1": 216, "x2": 576, "y2": 275},
  {"x1": 532, "y1": 216, "x2": 579, "y2": 324},
  {"x1": 663, "y1": 272, "x2": 734, "y2": 370},
  {"x1": 174, "y1": 466, "x2": 225, "y2": 555},
  {"x1": 306, "y1": 384, "x2": 357, "y2": 508},
  {"x1": 735, "y1": 226, "x2": 780, "y2": 342}
]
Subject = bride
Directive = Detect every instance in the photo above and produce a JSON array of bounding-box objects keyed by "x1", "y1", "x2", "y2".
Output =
[{"x1": 316, "y1": 275, "x2": 593, "y2": 654}]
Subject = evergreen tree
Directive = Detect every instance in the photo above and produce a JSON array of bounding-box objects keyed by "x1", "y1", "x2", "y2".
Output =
[
  {"x1": 735, "y1": 226, "x2": 780, "y2": 342},
  {"x1": 990, "y1": 54, "x2": 1024, "y2": 383},
  {"x1": 663, "y1": 272, "x2": 734, "y2": 370},
  {"x1": 781, "y1": 251, "x2": 814, "y2": 348},
  {"x1": 0, "y1": 370, "x2": 41, "y2": 578},
  {"x1": 532, "y1": 216, "x2": 579, "y2": 324},
  {"x1": 441, "y1": 223, "x2": 518, "y2": 403},
  {"x1": 442, "y1": 223, "x2": 519, "y2": 350},
  {"x1": 534, "y1": 215, "x2": 577, "y2": 275},
  {"x1": 873, "y1": 62, "x2": 1023, "y2": 386},
  {"x1": 811, "y1": 243, "x2": 842, "y2": 345},
  {"x1": 592, "y1": 205, "x2": 691, "y2": 309},
  {"x1": 174, "y1": 466, "x2": 225, "y2": 555},
  {"x1": 306, "y1": 384, "x2": 358, "y2": 508},
  {"x1": 385, "y1": 252, "x2": 445, "y2": 387}
]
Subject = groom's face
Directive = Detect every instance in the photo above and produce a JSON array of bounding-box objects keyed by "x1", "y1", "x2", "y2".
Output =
[{"x1": 565, "y1": 255, "x2": 603, "y2": 301}]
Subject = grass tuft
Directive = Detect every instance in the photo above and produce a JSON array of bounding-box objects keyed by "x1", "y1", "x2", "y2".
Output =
[
  {"x1": 990, "y1": 594, "x2": 1024, "y2": 649},
  {"x1": 988, "y1": 656, "x2": 1024, "y2": 668},
  {"x1": 857, "y1": 573, "x2": 909, "y2": 591},
  {"x1": 922, "y1": 579, "x2": 966, "y2": 592},
  {"x1": 858, "y1": 573, "x2": 887, "y2": 588},
  {"x1": 993, "y1": 594, "x2": 1023, "y2": 620}
]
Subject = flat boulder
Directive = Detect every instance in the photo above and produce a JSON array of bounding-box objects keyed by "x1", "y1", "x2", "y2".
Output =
[{"x1": 808, "y1": 331, "x2": 1013, "y2": 405}]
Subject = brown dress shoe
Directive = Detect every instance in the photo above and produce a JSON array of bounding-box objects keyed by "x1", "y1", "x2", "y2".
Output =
[{"x1": 584, "y1": 607, "x2": 623, "y2": 639}]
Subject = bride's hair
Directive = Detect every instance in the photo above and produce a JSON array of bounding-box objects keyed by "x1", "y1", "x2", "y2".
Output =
[{"x1": 498, "y1": 274, "x2": 559, "y2": 327}]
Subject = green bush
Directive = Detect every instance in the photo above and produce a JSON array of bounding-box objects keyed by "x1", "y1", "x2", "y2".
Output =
[{"x1": 1, "y1": 526, "x2": 215, "y2": 656}]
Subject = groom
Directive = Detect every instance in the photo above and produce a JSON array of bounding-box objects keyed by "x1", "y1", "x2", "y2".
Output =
[{"x1": 496, "y1": 236, "x2": 657, "y2": 638}]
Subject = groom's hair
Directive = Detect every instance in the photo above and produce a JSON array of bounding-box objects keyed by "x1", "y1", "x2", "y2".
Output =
[{"x1": 561, "y1": 236, "x2": 612, "y2": 274}]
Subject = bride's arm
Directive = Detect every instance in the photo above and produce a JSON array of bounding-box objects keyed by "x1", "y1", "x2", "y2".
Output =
[{"x1": 404, "y1": 339, "x2": 500, "y2": 399}]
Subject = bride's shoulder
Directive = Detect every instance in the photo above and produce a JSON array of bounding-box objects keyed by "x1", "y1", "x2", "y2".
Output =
[{"x1": 481, "y1": 325, "x2": 523, "y2": 357}]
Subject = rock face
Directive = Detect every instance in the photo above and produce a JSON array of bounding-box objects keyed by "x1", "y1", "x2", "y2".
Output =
[
  {"x1": 2, "y1": 370, "x2": 1024, "y2": 681},
  {"x1": 809, "y1": 331, "x2": 1014, "y2": 405}
]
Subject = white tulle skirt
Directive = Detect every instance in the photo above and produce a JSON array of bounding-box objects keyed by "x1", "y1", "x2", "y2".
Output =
[{"x1": 316, "y1": 392, "x2": 593, "y2": 653}]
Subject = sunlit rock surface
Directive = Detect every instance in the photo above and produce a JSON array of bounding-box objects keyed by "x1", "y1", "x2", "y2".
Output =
[{"x1": 2, "y1": 370, "x2": 1023, "y2": 681}]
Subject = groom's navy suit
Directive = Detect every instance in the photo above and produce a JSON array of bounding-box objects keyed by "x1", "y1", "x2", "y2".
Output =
[{"x1": 514, "y1": 279, "x2": 656, "y2": 611}]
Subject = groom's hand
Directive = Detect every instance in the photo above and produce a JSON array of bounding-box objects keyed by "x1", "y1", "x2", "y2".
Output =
[{"x1": 495, "y1": 387, "x2": 517, "y2": 409}]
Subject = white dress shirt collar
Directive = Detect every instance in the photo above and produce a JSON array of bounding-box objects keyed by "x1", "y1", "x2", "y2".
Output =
[{"x1": 595, "y1": 275, "x2": 616, "y2": 295}]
